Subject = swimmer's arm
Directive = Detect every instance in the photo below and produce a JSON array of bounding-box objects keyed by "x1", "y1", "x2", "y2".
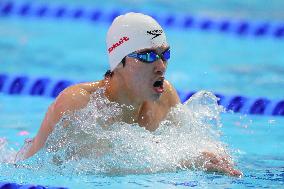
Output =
[
  {"x1": 181, "y1": 152, "x2": 243, "y2": 177},
  {"x1": 24, "y1": 85, "x2": 92, "y2": 159}
]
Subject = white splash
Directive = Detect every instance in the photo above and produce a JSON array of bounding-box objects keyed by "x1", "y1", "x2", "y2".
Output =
[
  {"x1": 15, "y1": 89, "x2": 229, "y2": 175},
  {"x1": 0, "y1": 137, "x2": 17, "y2": 163}
]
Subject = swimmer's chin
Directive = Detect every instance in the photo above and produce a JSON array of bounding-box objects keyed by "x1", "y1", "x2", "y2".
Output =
[{"x1": 148, "y1": 93, "x2": 162, "y2": 101}]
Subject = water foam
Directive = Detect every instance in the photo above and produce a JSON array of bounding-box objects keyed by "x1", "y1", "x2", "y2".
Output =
[
  {"x1": 14, "y1": 89, "x2": 229, "y2": 175},
  {"x1": 0, "y1": 138, "x2": 17, "y2": 163}
]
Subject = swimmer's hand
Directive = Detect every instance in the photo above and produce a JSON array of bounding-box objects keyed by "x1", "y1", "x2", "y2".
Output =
[{"x1": 195, "y1": 152, "x2": 243, "y2": 177}]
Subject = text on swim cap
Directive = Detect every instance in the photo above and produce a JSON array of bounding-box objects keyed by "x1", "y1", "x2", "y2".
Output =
[
  {"x1": 108, "y1": 36, "x2": 130, "y2": 54},
  {"x1": 147, "y1": 30, "x2": 163, "y2": 39}
]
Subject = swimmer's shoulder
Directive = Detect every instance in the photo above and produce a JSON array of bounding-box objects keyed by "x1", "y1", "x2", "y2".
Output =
[
  {"x1": 161, "y1": 80, "x2": 181, "y2": 107},
  {"x1": 52, "y1": 80, "x2": 105, "y2": 115},
  {"x1": 75, "y1": 80, "x2": 105, "y2": 94}
]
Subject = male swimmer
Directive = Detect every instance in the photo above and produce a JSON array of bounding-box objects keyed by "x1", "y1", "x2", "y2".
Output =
[{"x1": 18, "y1": 13, "x2": 242, "y2": 177}]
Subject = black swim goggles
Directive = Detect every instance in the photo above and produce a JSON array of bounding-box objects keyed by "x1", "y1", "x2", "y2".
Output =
[{"x1": 127, "y1": 49, "x2": 170, "y2": 63}]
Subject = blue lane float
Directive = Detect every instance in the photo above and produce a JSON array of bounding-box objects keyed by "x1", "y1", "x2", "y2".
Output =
[
  {"x1": 0, "y1": 74, "x2": 74, "y2": 98},
  {"x1": 1, "y1": 1, "x2": 284, "y2": 39},
  {"x1": 0, "y1": 73, "x2": 284, "y2": 116},
  {"x1": 0, "y1": 182, "x2": 67, "y2": 189}
]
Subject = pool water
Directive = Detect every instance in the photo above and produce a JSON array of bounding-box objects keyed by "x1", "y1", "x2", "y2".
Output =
[
  {"x1": 0, "y1": 94, "x2": 283, "y2": 188},
  {"x1": 1, "y1": 0, "x2": 284, "y2": 188}
]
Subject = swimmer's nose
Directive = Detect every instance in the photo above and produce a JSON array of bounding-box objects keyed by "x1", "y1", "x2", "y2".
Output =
[{"x1": 154, "y1": 58, "x2": 166, "y2": 75}]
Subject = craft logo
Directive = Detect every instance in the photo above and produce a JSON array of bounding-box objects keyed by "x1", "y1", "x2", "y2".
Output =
[
  {"x1": 108, "y1": 36, "x2": 129, "y2": 53},
  {"x1": 147, "y1": 30, "x2": 163, "y2": 39}
]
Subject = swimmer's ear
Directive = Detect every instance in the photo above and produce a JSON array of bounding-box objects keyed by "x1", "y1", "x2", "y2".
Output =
[
  {"x1": 115, "y1": 57, "x2": 126, "y2": 70},
  {"x1": 109, "y1": 57, "x2": 126, "y2": 75},
  {"x1": 104, "y1": 70, "x2": 113, "y2": 78},
  {"x1": 121, "y1": 57, "x2": 126, "y2": 67}
]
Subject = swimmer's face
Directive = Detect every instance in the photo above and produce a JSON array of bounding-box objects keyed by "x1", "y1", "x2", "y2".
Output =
[{"x1": 121, "y1": 45, "x2": 169, "y2": 101}]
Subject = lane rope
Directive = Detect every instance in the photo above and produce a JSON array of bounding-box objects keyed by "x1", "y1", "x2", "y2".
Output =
[
  {"x1": 0, "y1": 182, "x2": 67, "y2": 189},
  {"x1": 0, "y1": 1, "x2": 284, "y2": 39},
  {"x1": 1, "y1": 73, "x2": 283, "y2": 116}
]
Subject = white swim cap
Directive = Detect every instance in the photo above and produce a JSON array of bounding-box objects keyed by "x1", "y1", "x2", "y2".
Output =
[{"x1": 106, "y1": 12, "x2": 168, "y2": 71}]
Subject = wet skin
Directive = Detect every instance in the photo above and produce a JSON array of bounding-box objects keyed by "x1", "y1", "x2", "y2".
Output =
[{"x1": 19, "y1": 46, "x2": 242, "y2": 177}]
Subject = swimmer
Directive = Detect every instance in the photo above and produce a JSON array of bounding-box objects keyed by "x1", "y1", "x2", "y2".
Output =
[{"x1": 18, "y1": 13, "x2": 242, "y2": 177}]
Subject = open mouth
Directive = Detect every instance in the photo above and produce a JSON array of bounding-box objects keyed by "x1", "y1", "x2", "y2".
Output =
[{"x1": 153, "y1": 78, "x2": 164, "y2": 94}]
